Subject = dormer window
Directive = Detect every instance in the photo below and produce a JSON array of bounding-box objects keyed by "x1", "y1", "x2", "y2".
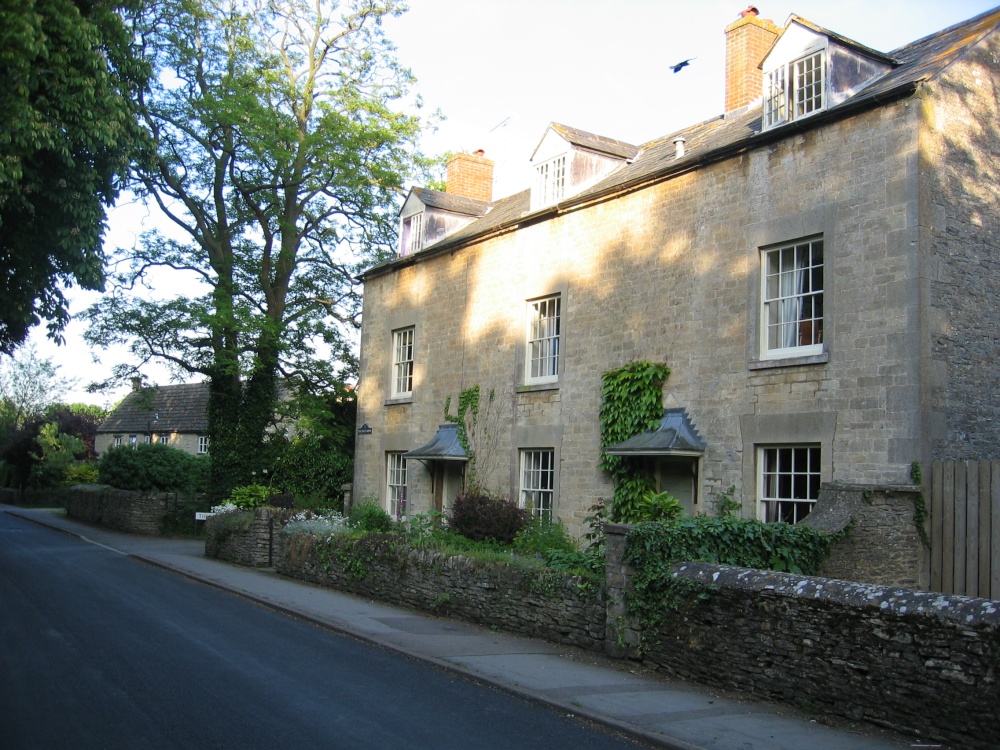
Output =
[
  {"x1": 535, "y1": 155, "x2": 566, "y2": 206},
  {"x1": 401, "y1": 213, "x2": 423, "y2": 256},
  {"x1": 763, "y1": 49, "x2": 825, "y2": 129}
]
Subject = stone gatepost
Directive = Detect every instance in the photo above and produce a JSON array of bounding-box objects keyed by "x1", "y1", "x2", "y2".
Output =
[{"x1": 604, "y1": 523, "x2": 642, "y2": 659}]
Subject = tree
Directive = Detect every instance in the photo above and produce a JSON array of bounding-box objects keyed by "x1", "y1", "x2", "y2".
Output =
[
  {"x1": 84, "y1": 0, "x2": 428, "y2": 498},
  {"x1": 0, "y1": 345, "x2": 71, "y2": 431},
  {"x1": 0, "y1": 0, "x2": 149, "y2": 353}
]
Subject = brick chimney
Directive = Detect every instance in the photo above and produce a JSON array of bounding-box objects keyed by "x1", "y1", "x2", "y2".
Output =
[
  {"x1": 445, "y1": 150, "x2": 493, "y2": 202},
  {"x1": 724, "y1": 6, "x2": 780, "y2": 113}
]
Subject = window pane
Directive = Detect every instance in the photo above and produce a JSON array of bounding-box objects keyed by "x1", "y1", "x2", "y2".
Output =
[
  {"x1": 760, "y1": 445, "x2": 821, "y2": 524},
  {"x1": 520, "y1": 449, "x2": 555, "y2": 521},
  {"x1": 762, "y1": 238, "x2": 824, "y2": 355},
  {"x1": 527, "y1": 295, "x2": 560, "y2": 381}
]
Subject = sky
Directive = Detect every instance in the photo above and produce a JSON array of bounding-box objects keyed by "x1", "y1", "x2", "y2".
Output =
[{"x1": 28, "y1": 0, "x2": 998, "y2": 406}]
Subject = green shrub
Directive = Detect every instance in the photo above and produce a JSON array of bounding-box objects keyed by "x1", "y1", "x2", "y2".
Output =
[
  {"x1": 449, "y1": 491, "x2": 526, "y2": 545},
  {"x1": 271, "y1": 434, "x2": 352, "y2": 512},
  {"x1": 98, "y1": 444, "x2": 211, "y2": 493},
  {"x1": 348, "y1": 500, "x2": 393, "y2": 533},
  {"x1": 228, "y1": 483, "x2": 275, "y2": 510},
  {"x1": 63, "y1": 462, "x2": 99, "y2": 485},
  {"x1": 512, "y1": 519, "x2": 577, "y2": 556}
]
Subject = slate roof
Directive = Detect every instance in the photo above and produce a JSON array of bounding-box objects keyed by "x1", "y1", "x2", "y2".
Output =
[
  {"x1": 604, "y1": 408, "x2": 707, "y2": 456},
  {"x1": 362, "y1": 6, "x2": 1000, "y2": 281},
  {"x1": 410, "y1": 187, "x2": 491, "y2": 217},
  {"x1": 98, "y1": 383, "x2": 209, "y2": 434},
  {"x1": 403, "y1": 423, "x2": 469, "y2": 462},
  {"x1": 548, "y1": 123, "x2": 639, "y2": 160}
]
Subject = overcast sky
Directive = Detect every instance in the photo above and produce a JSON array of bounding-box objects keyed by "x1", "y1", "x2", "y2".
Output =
[{"x1": 32, "y1": 0, "x2": 998, "y2": 405}]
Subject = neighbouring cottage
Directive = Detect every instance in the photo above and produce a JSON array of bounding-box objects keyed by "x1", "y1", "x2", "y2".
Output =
[
  {"x1": 95, "y1": 382, "x2": 210, "y2": 458},
  {"x1": 352, "y1": 7, "x2": 1000, "y2": 586}
]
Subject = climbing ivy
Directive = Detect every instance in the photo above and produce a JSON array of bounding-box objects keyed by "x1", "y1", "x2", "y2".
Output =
[
  {"x1": 445, "y1": 385, "x2": 481, "y2": 486},
  {"x1": 910, "y1": 461, "x2": 931, "y2": 549},
  {"x1": 599, "y1": 362, "x2": 671, "y2": 522}
]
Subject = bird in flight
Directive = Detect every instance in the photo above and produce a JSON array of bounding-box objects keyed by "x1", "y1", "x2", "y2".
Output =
[{"x1": 670, "y1": 58, "x2": 696, "y2": 73}]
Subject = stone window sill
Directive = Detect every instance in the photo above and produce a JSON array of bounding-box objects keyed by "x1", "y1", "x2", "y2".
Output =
[{"x1": 748, "y1": 352, "x2": 829, "y2": 370}]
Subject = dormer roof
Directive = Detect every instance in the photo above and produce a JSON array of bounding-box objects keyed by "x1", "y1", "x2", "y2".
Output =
[
  {"x1": 767, "y1": 15, "x2": 898, "y2": 69},
  {"x1": 533, "y1": 123, "x2": 639, "y2": 161},
  {"x1": 401, "y1": 187, "x2": 491, "y2": 218}
]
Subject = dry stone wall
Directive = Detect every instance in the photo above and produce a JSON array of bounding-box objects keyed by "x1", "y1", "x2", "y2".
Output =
[
  {"x1": 65, "y1": 484, "x2": 187, "y2": 535},
  {"x1": 277, "y1": 532, "x2": 605, "y2": 650},
  {"x1": 204, "y1": 508, "x2": 297, "y2": 567}
]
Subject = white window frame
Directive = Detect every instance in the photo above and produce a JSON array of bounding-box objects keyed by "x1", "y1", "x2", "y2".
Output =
[
  {"x1": 760, "y1": 237, "x2": 824, "y2": 359},
  {"x1": 401, "y1": 213, "x2": 423, "y2": 256},
  {"x1": 535, "y1": 154, "x2": 566, "y2": 205},
  {"x1": 519, "y1": 448, "x2": 555, "y2": 521},
  {"x1": 113, "y1": 435, "x2": 123, "y2": 447},
  {"x1": 129, "y1": 435, "x2": 137, "y2": 448},
  {"x1": 158, "y1": 434, "x2": 169, "y2": 445},
  {"x1": 386, "y1": 452, "x2": 407, "y2": 519},
  {"x1": 198, "y1": 435, "x2": 209, "y2": 454},
  {"x1": 758, "y1": 445, "x2": 821, "y2": 524},
  {"x1": 525, "y1": 295, "x2": 561, "y2": 385},
  {"x1": 391, "y1": 326, "x2": 414, "y2": 398},
  {"x1": 762, "y1": 48, "x2": 826, "y2": 129}
]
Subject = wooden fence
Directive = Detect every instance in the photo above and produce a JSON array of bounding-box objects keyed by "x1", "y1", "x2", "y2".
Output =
[{"x1": 930, "y1": 459, "x2": 1000, "y2": 599}]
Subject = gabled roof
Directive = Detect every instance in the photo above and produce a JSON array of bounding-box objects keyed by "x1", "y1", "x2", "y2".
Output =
[
  {"x1": 777, "y1": 15, "x2": 899, "y2": 66},
  {"x1": 407, "y1": 187, "x2": 491, "y2": 217},
  {"x1": 98, "y1": 382, "x2": 209, "y2": 434},
  {"x1": 363, "y1": 6, "x2": 1000, "y2": 281},
  {"x1": 547, "y1": 123, "x2": 639, "y2": 160}
]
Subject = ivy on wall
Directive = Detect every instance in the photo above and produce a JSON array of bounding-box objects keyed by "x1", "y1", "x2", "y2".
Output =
[
  {"x1": 599, "y1": 361, "x2": 671, "y2": 522},
  {"x1": 445, "y1": 385, "x2": 480, "y2": 487}
]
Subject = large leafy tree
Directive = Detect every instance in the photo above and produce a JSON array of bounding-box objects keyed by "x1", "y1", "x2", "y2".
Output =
[
  {"x1": 0, "y1": 0, "x2": 148, "y2": 353},
  {"x1": 84, "y1": 0, "x2": 426, "y2": 498}
]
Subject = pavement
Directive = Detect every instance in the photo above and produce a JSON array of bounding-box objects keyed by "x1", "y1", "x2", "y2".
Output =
[{"x1": 3, "y1": 505, "x2": 928, "y2": 750}]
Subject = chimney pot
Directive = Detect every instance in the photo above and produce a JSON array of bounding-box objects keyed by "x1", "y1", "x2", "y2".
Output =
[{"x1": 673, "y1": 136, "x2": 686, "y2": 159}]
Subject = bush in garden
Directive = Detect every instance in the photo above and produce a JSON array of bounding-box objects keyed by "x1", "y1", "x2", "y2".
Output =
[
  {"x1": 449, "y1": 491, "x2": 526, "y2": 545},
  {"x1": 348, "y1": 499, "x2": 393, "y2": 533},
  {"x1": 98, "y1": 443, "x2": 210, "y2": 493},
  {"x1": 512, "y1": 519, "x2": 577, "y2": 556},
  {"x1": 271, "y1": 434, "x2": 352, "y2": 512}
]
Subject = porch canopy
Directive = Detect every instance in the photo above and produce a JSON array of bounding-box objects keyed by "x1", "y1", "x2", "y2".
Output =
[
  {"x1": 603, "y1": 407, "x2": 706, "y2": 456},
  {"x1": 403, "y1": 423, "x2": 469, "y2": 463}
]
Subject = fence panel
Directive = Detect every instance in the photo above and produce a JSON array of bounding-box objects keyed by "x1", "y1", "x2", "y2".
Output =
[{"x1": 931, "y1": 459, "x2": 999, "y2": 599}]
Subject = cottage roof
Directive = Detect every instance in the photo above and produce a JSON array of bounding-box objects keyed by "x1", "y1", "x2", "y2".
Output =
[
  {"x1": 546, "y1": 123, "x2": 639, "y2": 160},
  {"x1": 362, "y1": 7, "x2": 1000, "y2": 282},
  {"x1": 98, "y1": 382, "x2": 209, "y2": 434}
]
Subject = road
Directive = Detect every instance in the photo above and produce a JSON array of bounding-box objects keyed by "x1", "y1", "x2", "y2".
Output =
[{"x1": 0, "y1": 512, "x2": 645, "y2": 749}]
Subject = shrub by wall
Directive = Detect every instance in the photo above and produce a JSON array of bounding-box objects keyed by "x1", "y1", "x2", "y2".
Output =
[
  {"x1": 204, "y1": 507, "x2": 299, "y2": 567},
  {"x1": 277, "y1": 531, "x2": 605, "y2": 650}
]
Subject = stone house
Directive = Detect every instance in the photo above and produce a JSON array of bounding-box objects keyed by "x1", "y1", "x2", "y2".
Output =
[
  {"x1": 353, "y1": 7, "x2": 1000, "y2": 542},
  {"x1": 95, "y1": 382, "x2": 210, "y2": 458}
]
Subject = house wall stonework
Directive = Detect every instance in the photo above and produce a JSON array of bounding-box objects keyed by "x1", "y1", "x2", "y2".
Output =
[
  {"x1": 356, "y1": 100, "x2": 933, "y2": 536},
  {"x1": 920, "y1": 30, "x2": 1000, "y2": 461}
]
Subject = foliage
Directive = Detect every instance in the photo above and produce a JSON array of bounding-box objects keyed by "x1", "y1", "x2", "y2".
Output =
[
  {"x1": 713, "y1": 485, "x2": 741, "y2": 517},
  {"x1": 227, "y1": 483, "x2": 276, "y2": 510},
  {"x1": 206, "y1": 510, "x2": 254, "y2": 542},
  {"x1": 271, "y1": 433, "x2": 352, "y2": 512},
  {"x1": 28, "y1": 422, "x2": 87, "y2": 488},
  {"x1": 637, "y1": 489, "x2": 683, "y2": 522},
  {"x1": 283, "y1": 511, "x2": 351, "y2": 541},
  {"x1": 0, "y1": 400, "x2": 106, "y2": 487},
  {"x1": 83, "y1": 0, "x2": 431, "y2": 499},
  {"x1": 449, "y1": 491, "x2": 527, "y2": 545},
  {"x1": 64, "y1": 463, "x2": 100, "y2": 485},
  {"x1": 0, "y1": 346, "x2": 70, "y2": 430},
  {"x1": 909, "y1": 461, "x2": 931, "y2": 548},
  {"x1": 626, "y1": 517, "x2": 836, "y2": 576},
  {"x1": 348, "y1": 500, "x2": 393, "y2": 534},
  {"x1": 598, "y1": 362, "x2": 671, "y2": 522},
  {"x1": 0, "y1": 0, "x2": 149, "y2": 352},
  {"x1": 98, "y1": 443, "x2": 210, "y2": 493},
  {"x1": 512, "y1": 519, "x2": 577, "y2": 557},
  {"x1": 623, "y1": 517, "x2": 838, "y2": 645}
]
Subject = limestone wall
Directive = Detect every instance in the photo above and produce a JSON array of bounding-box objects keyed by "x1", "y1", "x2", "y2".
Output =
[{"x1": 65, "y1": 484, "x2": 189, "y2": 535}]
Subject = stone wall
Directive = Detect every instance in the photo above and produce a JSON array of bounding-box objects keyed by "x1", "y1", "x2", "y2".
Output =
[
  {"x1": 277, "y1": 532, "x2": 605, "y2": 650},
  {"x1": 604, "y1": 525, "x2": 1000, "y2": 749},
  {"x1": 65, "y1": 484, "x2": 188, "y2": 535},
  {"x1": 803, "y1": 482, "x2": 928, "y2": 589},
  {"x1": 204, "y1": 508, "x2": 297, "y2": 567}
]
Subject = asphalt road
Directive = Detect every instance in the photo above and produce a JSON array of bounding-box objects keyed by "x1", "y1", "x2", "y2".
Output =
[{"x1": 0, "y1": 512, "x2": 645, "y2": 749}]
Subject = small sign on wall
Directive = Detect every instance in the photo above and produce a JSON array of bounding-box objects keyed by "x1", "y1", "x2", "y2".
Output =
[{"x1": 358, "y1": 423, "x2": 373, "y2": 435}]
